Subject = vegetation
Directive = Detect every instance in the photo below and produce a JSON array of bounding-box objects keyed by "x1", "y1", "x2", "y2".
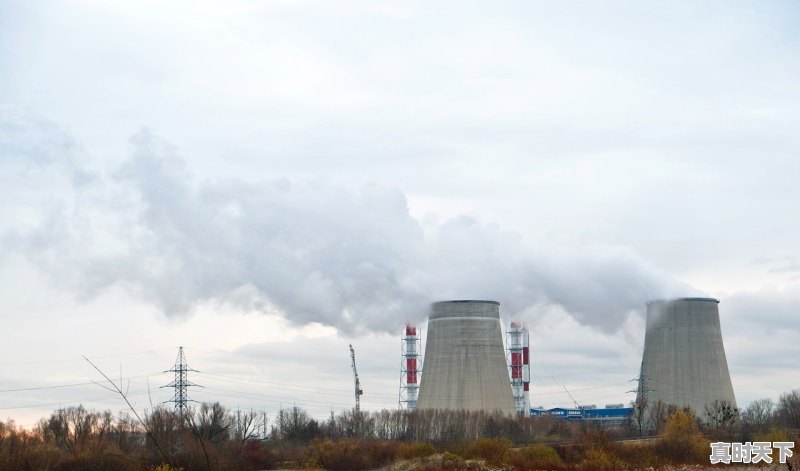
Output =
[{"x1": 0, "y1": 388, "x2": 797, "y2": 469}]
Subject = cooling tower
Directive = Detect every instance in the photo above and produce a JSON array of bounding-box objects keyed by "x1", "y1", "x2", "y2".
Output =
[
  {"x1": 417, "y1": 300, "x2": 516, "y2": 414},
  {"x1": 638, "y1": 297, "x2": 736, "y2": 416}
]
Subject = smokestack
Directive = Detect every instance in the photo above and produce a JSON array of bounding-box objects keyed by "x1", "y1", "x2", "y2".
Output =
[
  {"x1": 638, "y1": 297, "x2": 737, "y2": 415},
  {"x1": 507, "y1": 322, "x2": 531, "y2": 417},
  {"x1": 417, "y1": 300, "x2": 516, "y2": 414},
  {"x1": 399, "y1": 324, "x2": 421, "y2": 411}
]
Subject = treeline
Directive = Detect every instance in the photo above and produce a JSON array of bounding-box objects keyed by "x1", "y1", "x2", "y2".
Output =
[
  {"x1": 0, "y1": 389, "x2": 798, "y2": 470},
  {"x1": 630, "y1": 389, "x2": 800, "y2": 442}
]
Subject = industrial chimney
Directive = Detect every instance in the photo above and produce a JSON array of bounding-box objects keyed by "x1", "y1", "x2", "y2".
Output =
[
  {"x1": 637, "y1": 297, "x2": 737, "y2": 417},
  {"x1": 417, "y1": 300, "x2": 516, "y2": 414},
  {"x1": 507, "y1": 322, "x2": 531, "y2": 417}
]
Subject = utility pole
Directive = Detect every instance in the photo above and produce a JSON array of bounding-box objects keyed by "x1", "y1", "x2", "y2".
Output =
[
  {"x1": 162, "y1": 346, "x2": 200, "y2": 423},
  {"x1": 349, "y1": 344, "x2": 363, "y2": 412}
]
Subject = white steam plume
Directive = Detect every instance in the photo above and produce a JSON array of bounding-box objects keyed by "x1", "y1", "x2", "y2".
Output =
[{"x1": 1, "y1": 116, "x2": 692, "y2": 334}]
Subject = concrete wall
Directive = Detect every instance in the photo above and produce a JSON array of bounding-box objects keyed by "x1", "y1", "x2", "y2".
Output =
[
  {"x1": 638, "y1": 297, "x2": 737, "y2": 417},
  {"x1": 417, "y1": 300, "x2": 516, "y2": 414}
]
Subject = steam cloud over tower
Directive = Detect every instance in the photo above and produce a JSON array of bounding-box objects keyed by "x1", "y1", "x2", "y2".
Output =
[
  {"x1": 638, "y1": 297, "x2": 737, "y2": 415},
  {"x1": 417, "y1": 300, "x2": 516, "y2": 414}
]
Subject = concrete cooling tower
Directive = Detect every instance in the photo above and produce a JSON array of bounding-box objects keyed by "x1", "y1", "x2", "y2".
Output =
[
  {"x1": 417, "y1": 300, "x2": 516, "y2": 414},
  {"x1": 638, "y1": 297, "x2": 736, "y2": 416}
]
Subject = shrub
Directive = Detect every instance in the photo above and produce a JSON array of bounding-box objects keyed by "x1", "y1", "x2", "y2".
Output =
[
  {"x1": 21, "y1": 443, "x2": 64, "y2": 470},
  {"x1": 656, "y1": 409, "x2": 708, "y2": 464},
  {"x1": 507, "y1": 444, "x2": 564, "y2": 471},
  {"x1": 307, "y1": 438, "x2": 402, "y2": 471},
  {"x1": 416, "y1": 451, "x2": 479, "y2": 471},
  {"x1": 580, "y1": 447, "x2": 626, "y2": 471},
  {"x1": 239, "y1": 440, "x2": 276, "y2": 470},
  {"x1": 518, "y1": 444, "x2": 562, "y2": 463},
  {"x1": 399, "y1": 441, "x2": 438, "y2": 459},
  {"x1": 152, "y1": 465, "x2": 183, "y2": 471},
  {"x1": 753, "y1": 427, "x2": 794, "y2": 463},
  {"x1": 307, "y1": 438, "x2": 369, "y2": 471},
  {"x1": 461, "y1": 438, "x2": 511, "y2": 464},
  {"x1": 613, "y1": 443, "x2": 658, "y2": 469}
]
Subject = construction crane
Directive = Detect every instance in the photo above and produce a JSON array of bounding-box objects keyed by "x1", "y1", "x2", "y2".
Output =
[{"x1": 349, "y1": 344, "x2": 363, "y2": 412}]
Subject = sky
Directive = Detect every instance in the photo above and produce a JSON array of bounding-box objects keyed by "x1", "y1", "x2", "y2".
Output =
[{"x1": 1, "y1": 0, "x2": 799, "y2": 428}]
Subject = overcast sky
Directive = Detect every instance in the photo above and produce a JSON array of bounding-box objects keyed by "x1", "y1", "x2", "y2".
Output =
[{"x1": 1, "y1": 0, "x2": 799, "y2": 428}]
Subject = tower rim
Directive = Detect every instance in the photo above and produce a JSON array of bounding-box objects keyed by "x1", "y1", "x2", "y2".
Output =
[
  {"x1": 646, "y1": 297, "x2": 719, "y2": 306},
  {"x1": 433, "y1": 299, "x2": 500, "y2": 305}
]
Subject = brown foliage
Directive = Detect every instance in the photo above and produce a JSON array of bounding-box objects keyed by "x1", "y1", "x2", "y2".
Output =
[
  {"x1": 612, "y1": 443, "x2": 658, "y2": 469},
  {"x1": 506, "y1": 444, "x2": 565, "y2": 471},
  {"x1": 460, "y1": 438, "x2": 511, "y2": 464},
  {"x1": 398, "y1": 441, "x2": 438, "y2": 460},
  {"x1": 655, "y1": 409, "x2": 708, "y2": 464},
  {"x1": 580, "y1": 447, "x2": 626, "y2": 471},
  {"x1": 414, "y1": 452, "x2": 485, "y2": 471},
  {"x1": 307, "y1": 438, "x2": 402, "y2": 471}
]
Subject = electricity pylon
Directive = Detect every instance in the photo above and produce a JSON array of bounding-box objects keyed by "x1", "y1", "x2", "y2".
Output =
[{"x1": 162, "y1": 346, "x2": 200, "y2": 422}]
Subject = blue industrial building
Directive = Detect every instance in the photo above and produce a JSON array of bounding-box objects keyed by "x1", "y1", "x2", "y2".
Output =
[{"x1": 530, "y1": 405, "x2": 632, "y2": 426}]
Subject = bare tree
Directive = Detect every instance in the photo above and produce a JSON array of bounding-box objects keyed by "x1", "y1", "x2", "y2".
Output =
[
  {"x1": 276, "y1": 406, "x2": 321, "y2": 442},
  {"x1": 741, "y1": 398, "x2": 774, "y2": 433},
  {"x1": 649, "y1": 400, "x2": 677, "y2": 434},
  {"x1": 705, "y1": 400, "x2": 739, "y2": 429},
  {"x1": 230, "y1": 408, "x2": 261, "y2": 443},
  {"x1": 776, "y1": 389, "x2": 800, "y2": 428},
  {"x1": 630, "y1": 396, "x2": 650, "y2": 436},
  {"x1": 64, "y1": 405, "x2": 99, "y2": 451},
  {"x1": 188, "y1": 402, "x2": 231, "y2": 444},
  {"x1": 145, "y1": 406, "x2": 181, "y2": 454},
  {"x1": 37, "y1": 410, "x2": 70, "y2": 450}
]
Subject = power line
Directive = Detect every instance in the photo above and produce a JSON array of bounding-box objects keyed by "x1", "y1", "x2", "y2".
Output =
[
  {"x1": 0, "y1": 390, "x2": 152, "y2": 411},
  {"x1": 0, "y1": 381, "x2": 97, "y2": 393},
  {"x1": 0, "y1": 347, "x2": 177, "y2": 367},
  {"x1": 195, "y1": 386, "x2": 356, "y2": 409},
  {"x1": 528, "y1": 381, "x2": 632, "y2": 396},
  {"x1": 0, "y1": 372, "x2": 166, "y2": 394},
  {"x1": 194, "y1": 371, "x2": 397, "y2": 398}
]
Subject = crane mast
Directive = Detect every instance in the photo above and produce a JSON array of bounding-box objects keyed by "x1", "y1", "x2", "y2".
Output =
[{"x1": 349, "y1": 344, "x2": 363, "y2": 412}]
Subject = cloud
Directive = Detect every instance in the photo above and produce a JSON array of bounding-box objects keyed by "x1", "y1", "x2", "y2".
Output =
[
  {"x1": 2, "y1": 116, "x2": 692, "y2": 334},
  {"x1": 724, "y1": 285, "x2": 800, "y2": 333}
]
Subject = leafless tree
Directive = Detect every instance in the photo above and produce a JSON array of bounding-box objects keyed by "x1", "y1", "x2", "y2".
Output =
[
  {"x1": 741, "y1": 398, "x2": 774, "y2": 432},
  {"x1": 704, "y1": 400, "x2": 739, "y2": 429},
  {"x1": 188, "y1": 402, "x2": 231, "y2": 444},
  {"x1": 630, "y1": 396, "x2": 650, "y2": 436},
  {"x1": 230, "y1": 408, "x2": 261, "y2": 443},
  {"x1": 776, "y1": 389, "x2": 800, "y2": 428},
  {"x1": 145, "y1": 406, "x2": 181, "y2": 454},
  {"x1": 276, "y1": 406, "x2": 321, "y2": 441},
  {"x1": 649, "y1": 400, "x2": 677, "y2": 434}
]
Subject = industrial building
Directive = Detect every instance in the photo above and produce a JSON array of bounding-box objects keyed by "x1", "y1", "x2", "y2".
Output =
[
  {"x1": 637, "y1": 297, "x2": 737, "y2": 417},
  {"x1": 417, "y1": 300, "x2": 516, "y2": 415},
  {"x1": 530, "y1": 405, "x2": 632, "y2": 426}
]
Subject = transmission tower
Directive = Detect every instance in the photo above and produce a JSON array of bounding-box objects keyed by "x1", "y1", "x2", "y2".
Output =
[
  {"x1": 349, "y1": 344, "x2": 363, "y2": 412},
  {"x1": 162, "y1": 346, "x2": 200, "y2": 421}
]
